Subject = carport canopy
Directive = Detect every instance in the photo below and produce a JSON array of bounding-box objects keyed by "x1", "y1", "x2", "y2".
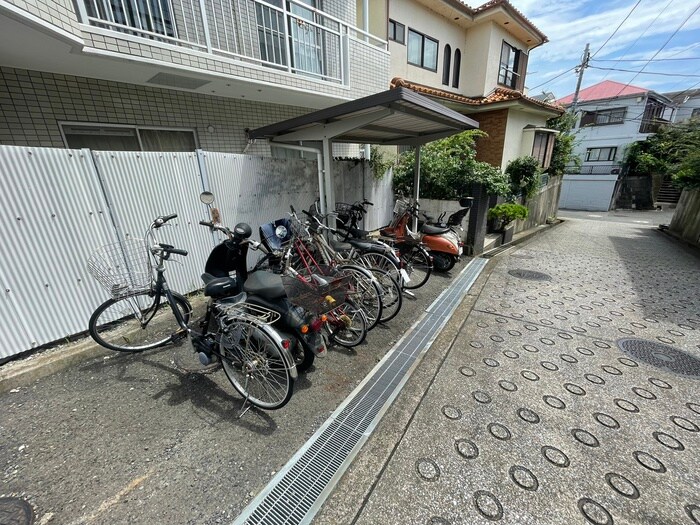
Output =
[{"x1": 247, "y1": 87, "x2": 479, "y2": 216}]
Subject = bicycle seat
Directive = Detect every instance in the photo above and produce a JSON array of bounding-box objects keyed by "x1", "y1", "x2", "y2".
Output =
[
  {"x1": 244, "y1": 270, "x2": 286, "y2": 300},
  {"x1": 421, "y1": 224, "x2": 450, "y2": 235},
  {"x1": 330, "y1": 238, "x2": 352, "y2": 251},
  {"x1": 347, "y1": 239, "x2": 377, "y2": 251},
  {"x1": 348, "y1": 227, "x2": 370, "y2": 238},
  {"x1": 203, "y1": 275, "x2": 238, "y2": 297}
]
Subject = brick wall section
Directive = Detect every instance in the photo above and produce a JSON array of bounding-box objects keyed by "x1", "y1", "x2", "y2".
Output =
[
  {"x1": 470, "y1": 109, "x2": 508, "y2": 168},
  {"x1": 0, "y1": 67, "x2": 309, "y2": 153}
]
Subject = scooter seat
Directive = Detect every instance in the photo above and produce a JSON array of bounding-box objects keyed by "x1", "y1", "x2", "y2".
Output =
[
  {"x1": 203, "y1": 275, "x2": 238, "y2": 297},
  {"x1": 330, "y1": 239, "x2": 353, "y2": 251},
  {"x1": 421, "y1": 224, "x2": 451, "y2": 235},
  {"x1": 243, "y1": 271, "x2": 287, "y2": 300}
]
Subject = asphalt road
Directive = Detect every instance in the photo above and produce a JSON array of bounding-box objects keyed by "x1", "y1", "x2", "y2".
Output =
[
  {"x1": 558, "y1": 209, "x2": 676, "y2": 226},
  {"x1": 0, "y1": 262, "x2": 464, "y2": 525}
]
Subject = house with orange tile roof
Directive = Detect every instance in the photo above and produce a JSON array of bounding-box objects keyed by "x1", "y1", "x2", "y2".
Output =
[
  {"x1": 556, "y1": 80, "x2": 675, "y2": 210},
  {"x1": 382, "y1": 0, "x2": 563, "y2": 171}
]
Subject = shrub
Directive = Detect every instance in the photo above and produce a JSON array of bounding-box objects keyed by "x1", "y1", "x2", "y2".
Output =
[
  {"x1": 505, "y1": 156, "x2": 541, "y2": 200},
  {"x1": 487, "y1": 203, "x2": 529, "y2": 227}
]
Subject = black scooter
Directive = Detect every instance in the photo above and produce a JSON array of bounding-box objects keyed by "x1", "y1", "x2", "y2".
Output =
[{"x1": 197, "y1": 192, "x2": 326, "y2": 373}]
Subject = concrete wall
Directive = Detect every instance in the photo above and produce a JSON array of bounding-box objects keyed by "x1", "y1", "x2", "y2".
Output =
[
  {"x1": 559, "y1": 174, "x2": 618, "y2": 211},
  {"x1": 503, "y1": 108, "x2": 547, "y2": 170},
  {"x1": 515, "y1": 176, "x2": 562, "y2": 234},
  {"x1": 669, "y1": 189, "x2": 700, "y2": 247}
]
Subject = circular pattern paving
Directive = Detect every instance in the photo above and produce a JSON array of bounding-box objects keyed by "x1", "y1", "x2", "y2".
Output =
[
  {"x1": 605, "y1": 472, "x2": 640, "y2": 499},
  {"x1": 564, "y1": 383, "x2": 586, "y2": 396},
  {"x1": 488, "y1": 423, "x2": 512, "y2": 441},
  {"x1": 543, "y1": 395, "x2": 566, "y2": 410},
  {"x1": 614, "y1": 398, "x2": 640, "y2": 413},
  {"x1": 517, "y1": 408, "x2": 541, "y2": 424},
  {"x1": 416, "y1": 459, "x2": 441, "y2": 481},
  {"x1": 593, "y1": 412, "x2": 620, "y2": 430},
  {"x1": 632, "y1": 451, "x2": 666, "y2": 473},
  {"x1": 473, "y1": 490, "x2": 503, "y2": 521},
  {"x1": 541, "y1": 446, "x2": 570, "y2": 467},
  {"x1": 442, "y1": 405, "x2": 462, "y2": 420},
  {"x1": 572, "y1": 428, "x2": 600, "y2": 447},
  {"x1": 578, "y1": 497, "x2": 613, "y2": 525},
  {"x1": 670, "y1": 416, "x2": 699, "y2": 432},
  {"x1": 509, "y1": 465, "x2": 539, "y2": 491},
  {"x1": 473, "y1": 391, "x2": 493, "y2": 404},
  {"x1": 498, "y1": 380, "x2": 518, "y2": 392},
  {"x1": 617, "y1": 339, "x2": 700, "y2": 377},
  {"x1": 653, "y1": 431, "x2": 684, "y2": 451},
  {"x1": 0, "y1": 498, "x2": 34, "y2": 525},
  {"x1": 455, "y1": 439, "x2": 479, "y2": 460}
]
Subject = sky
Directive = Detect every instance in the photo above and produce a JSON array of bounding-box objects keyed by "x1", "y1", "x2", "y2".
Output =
[{"x1": 509, "y1": 0, "x2": 700, "y2": 99}]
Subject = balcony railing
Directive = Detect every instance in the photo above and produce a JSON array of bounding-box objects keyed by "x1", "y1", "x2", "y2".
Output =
[
  {"x1": 80, "y1": 0, "x2": 385, "y2": 84},
  {"x1": 565, "y1": 164, "x2": 622, "y2": 175}
]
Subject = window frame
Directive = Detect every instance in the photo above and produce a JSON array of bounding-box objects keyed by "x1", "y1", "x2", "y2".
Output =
[
  {"x1": 580, "y1": 107, "x2": 626, "y2": 127},
  {"x1": 531, "y1": 131, "x2": 554, "y2": 168},
  {"x1": 498, "y1": 41, "x2": 521, "y2": 89},
  {"x1": 59, "y1": 122, "x2": 199, "y2": 151},
  {"x1": 585, "y1": 147, "x2": 617, "y2": 162},
  {"x1": 388, "y1": 19, "x2": 405, "y2": 44},
  {"x1": 407, "y1": 28, "x2": 439, "y2": 72},
  {"x1": 452, "y1": 48, "x2": 461, "y2": 88},
  {"x1": 442, "y1": 44, "x2": 451, "y2": 86}
]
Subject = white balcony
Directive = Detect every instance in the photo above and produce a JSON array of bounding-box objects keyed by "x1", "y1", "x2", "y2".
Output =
[{"x1": 77, "y1": 0, "x2": 384, "y2": 85}]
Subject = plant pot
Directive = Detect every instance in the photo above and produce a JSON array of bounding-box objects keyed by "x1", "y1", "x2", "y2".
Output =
[{"x1": 502, "y1": 224, "x2": 514, "y2": 244}]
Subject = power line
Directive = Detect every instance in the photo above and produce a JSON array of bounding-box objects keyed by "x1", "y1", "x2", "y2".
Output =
[
  {"x1": 528, "y1": 67, "x2": 577, "y2": 90},
  {"x1": 591, "y1": 0, "x2": 643, "y2": 58},
  {"x1": 589, "y1": 66, "x2": 700, "y2": 77},
  {"x1": 592, "y1": 57, "x2": 700, "y2": 62},
  {"x1": 613, "y1": 3, "x2": 700, "y2": 97}
]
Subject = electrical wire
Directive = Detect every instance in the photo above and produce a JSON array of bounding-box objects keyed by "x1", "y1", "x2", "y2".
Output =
[
  {"x1": 528, "y1": 67, "x2": 577, "y2": 91},
  {"x1": 589, "y1": 66, "x2": 700, "y2": 77},
  {"x1": 592, "y1": 57, "x2": 700, "y2": 62},
  {"x1": 613, "y1": 3, "x2": 700, "y2": 97},
  {"x1": 591, "y1": 0, "x2": 643, "y2": 58}
]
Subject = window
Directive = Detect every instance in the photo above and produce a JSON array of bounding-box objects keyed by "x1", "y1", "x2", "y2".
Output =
[
  {"x1": 692, "y1": 108, "x2": 700, "y2": 119},
  {"x1": 498, "y1": 42, "x2": 521, "y2": 89},
  {"x1": 86, "y1": 0, "x2": 175, "y2": 37},
  {"x1": 61, "y1": 124, "x2": 197, "y2": 151},
  {"x1": 639, "y1": 98, "x2": 671, "y2": 133},
  {"x1": 407, "y1": 29, "x2": 438, "y2": 71},
  {"x1": 388, "y1": 19, "x2": 405, "y2": 44},
  {"x1": 452, "y1": 48, "x2": 461, "y2": 88},
  {"x1": 531, "y1": 131, "x2": 554, "y2": 168},
  {"x1": 585, "y1": 147, "x2": 617, "y2": 162},
  {"x1": 442, "y1": 44, "x2": 451, "y2": 85},
  {"x1": 580, "y1": 108, "x2": 626, "y2": 127}
]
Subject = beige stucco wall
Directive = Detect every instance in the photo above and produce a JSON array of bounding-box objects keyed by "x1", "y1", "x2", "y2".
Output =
[
  {"x1": 669, "y1": 189, "x2": 700, "y2": 247},
  {"x1": 502, "y1": 108, "x2": 547, "y2": 169},
  {"x1": 388, "y1": 0, "x2": 466, "y2": 88}
]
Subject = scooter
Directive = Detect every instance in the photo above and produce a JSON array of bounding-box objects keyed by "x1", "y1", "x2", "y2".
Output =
[
  {"x1": 417, "y1": 197, "x2": 473, "y2": 272},
  {"x1": 381, "y1": 199, "x2": 463, "y2": 273},
  {"x1": 198, "y1": 192, "x2": 326, "y2": 373}
]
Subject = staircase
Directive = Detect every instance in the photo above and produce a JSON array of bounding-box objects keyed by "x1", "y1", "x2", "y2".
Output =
[{"x1": 656, "y1": 176, "x2": 682, "y2": 205}]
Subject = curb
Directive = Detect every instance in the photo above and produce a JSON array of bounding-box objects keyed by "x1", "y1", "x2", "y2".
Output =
[{"x1": 0, "y1": 338, "x2": 110, "y2": 395}]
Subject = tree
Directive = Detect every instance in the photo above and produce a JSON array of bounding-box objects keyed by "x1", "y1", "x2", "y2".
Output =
[
  {"x1": 624, "y1": 119, "x2": 700, "y2": 190},
  {"x1": 392, "y1": 130, "x2": 511, "y2": 199},
  {"x1": 546, "y1": 112, "x2": 580, "y2": 177}
]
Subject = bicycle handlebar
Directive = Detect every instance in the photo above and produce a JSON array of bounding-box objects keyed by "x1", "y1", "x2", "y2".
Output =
[{"x1": 154, "y1": 214, "x2": 177, "y2": 228}]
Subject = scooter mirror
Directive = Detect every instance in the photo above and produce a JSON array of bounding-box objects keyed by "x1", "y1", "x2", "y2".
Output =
[
  {"x1": 275, "y1": 225, "x2": 288, "y2": 239},
  {"x1": 458, "y1": 197, "x2": 474, "y2": 208},
  {"x1": 200, "y1": 191, "x2": 215, "y2": 205}
]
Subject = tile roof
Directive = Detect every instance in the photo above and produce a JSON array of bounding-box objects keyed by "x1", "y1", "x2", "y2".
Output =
[
  {"x1": 390, "y1": 77, "x2": 564, "y2": 114},
  {"x1": 557, "y1": 80, "x2": 649, "y2": 105}
]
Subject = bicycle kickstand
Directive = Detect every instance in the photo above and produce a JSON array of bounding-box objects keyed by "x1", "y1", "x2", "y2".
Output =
[{"x1": 237, "y1": 375, "x2": 252, "y2": 419}]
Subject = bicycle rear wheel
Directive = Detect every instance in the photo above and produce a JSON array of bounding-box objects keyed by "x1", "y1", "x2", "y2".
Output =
[
  {"x1": 325, "y1": 299, "x2": 367, "y2": 348},
  {"x1": 401, "y1": 246, "x2": 432, "y2": 290},
  {"x1": 357, "y1": 252, "x2": 402, "y2": 288},
  {"x1": 338, "y1": 265, "x2": 382, "y2": 331},
  {"x1": 367, "y1": 268, "x2": 403, "y2": 322},
  {"x1": 219, "y1": 322, "x2": 293, "y2": 410},
  {"x1": 88, "y1": 291, "x2": 191, "y2": 352}
]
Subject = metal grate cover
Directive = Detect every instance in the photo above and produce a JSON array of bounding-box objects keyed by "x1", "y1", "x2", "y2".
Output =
[
  {"x1": 508, "y1": 269, "x2": 552, "y2": 281},
  {"x1": 617, "y1": 339, "x2": 700, "y2": 377},
  {"x1": 234, "y1": 258, "x2": 488, "y2": 525}
]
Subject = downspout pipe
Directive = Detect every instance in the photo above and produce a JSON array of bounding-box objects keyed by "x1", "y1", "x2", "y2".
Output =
[{"x1": 263, "y1": 142, "x2": 326, "y2": 215}]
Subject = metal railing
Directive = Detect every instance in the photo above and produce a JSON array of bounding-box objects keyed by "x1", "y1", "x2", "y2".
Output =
[
  {"x1": 81, "y1": 0, "x2": 386, "y2": 84},
  {"x1": 564, "y1": 164, "x2": 622, "y2": 175}
]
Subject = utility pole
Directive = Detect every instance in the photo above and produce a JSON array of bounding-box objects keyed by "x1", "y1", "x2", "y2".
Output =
[{"x1": 570, "y1": 43, "x2": 590, "y2": 115}]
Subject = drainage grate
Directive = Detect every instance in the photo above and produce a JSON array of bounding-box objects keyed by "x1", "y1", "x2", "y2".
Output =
[
  {"x1": 0, "y1": 497, "x2": 34, "y2": 525},
  {"x1": 234, "y1": 258, "x2": 488, "y2": 525},
  {"x1": 508, "y1": 269, "x2": 552, "y2": 281},
  {"x1": 481, "y1": 245, "x2": 515, "y2": 259},
  {"x1": 617, "y1": 339, "x2": 700, "y2": 377}
]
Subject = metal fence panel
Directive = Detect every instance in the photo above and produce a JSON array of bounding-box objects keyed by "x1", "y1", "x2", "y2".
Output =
[
  {"x1": 0, "y1": 146, "x2": 119, "y2": 357},
  {"x1": 203, "y1": 153, "x2": 321, "y2": 265},
  {"x1": 90, "y1": 150, "x2": 213, "y2": 295}
]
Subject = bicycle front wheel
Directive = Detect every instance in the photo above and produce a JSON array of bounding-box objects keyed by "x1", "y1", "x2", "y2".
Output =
[
  {"x1": 402, "y1": 246, "x2": 432, "y2": 290},
  {"x1": 88, "y1": 291, "x2": 191, "y2": 352},
  {"x1": 367, "y1": 268, "x2": 403, "y2": 322},
  {"x1": 219, "y1": 322, "x2": 293, "y2": 410},
  {"x1": 338, "y1": 265, "x2": 382, "y2": 331}
]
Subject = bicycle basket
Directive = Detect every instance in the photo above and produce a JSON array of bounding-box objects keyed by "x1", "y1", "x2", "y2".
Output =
[
  {"x1": 281, "y1": 265, "x2": 350, "y2": 314},
  {"x1": 289, "y1": 214, "x2": 310, "y2": 239},
  {"x1": 87, "y1": 238, "x2": 152, "y2": 298},
  {"x1": 393, "y1": 199, "x2": 409, "y2": 216}
]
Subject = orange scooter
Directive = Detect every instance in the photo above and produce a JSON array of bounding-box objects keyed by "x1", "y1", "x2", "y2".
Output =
[{"x1": 381, "y1": 199, "x2": 464, "y2": 272}]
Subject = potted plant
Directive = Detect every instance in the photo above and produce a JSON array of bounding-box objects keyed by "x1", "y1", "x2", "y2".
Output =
[{"x1": 487, "y1": 203, "x2": 528, "y2": 243}]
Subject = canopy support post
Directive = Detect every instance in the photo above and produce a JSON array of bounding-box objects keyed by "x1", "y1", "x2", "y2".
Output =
[{"x1": 412, "y1": 146, "x2": 421, "y2": 231}]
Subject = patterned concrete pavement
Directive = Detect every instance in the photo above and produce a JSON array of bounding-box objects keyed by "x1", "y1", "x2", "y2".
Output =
[{"x1": 352, "y1": 216, "x2": 700, "y2": 525}]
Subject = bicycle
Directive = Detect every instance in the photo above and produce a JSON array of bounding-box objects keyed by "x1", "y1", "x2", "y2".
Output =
[{"x1": 87, "y1": 214, "x2": 297, "y2": 413}]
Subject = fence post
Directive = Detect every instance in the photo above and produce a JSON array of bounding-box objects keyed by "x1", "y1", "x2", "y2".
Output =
[
  {"x1": 196, "y1": 149, "x2": 218, "y2": 247},
  {"x1": 89, "y1": 149, "x2": 127, "y2": 245},
  {"x1": 198, "y1": 0, "x2": 213, "y2": 53}
]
